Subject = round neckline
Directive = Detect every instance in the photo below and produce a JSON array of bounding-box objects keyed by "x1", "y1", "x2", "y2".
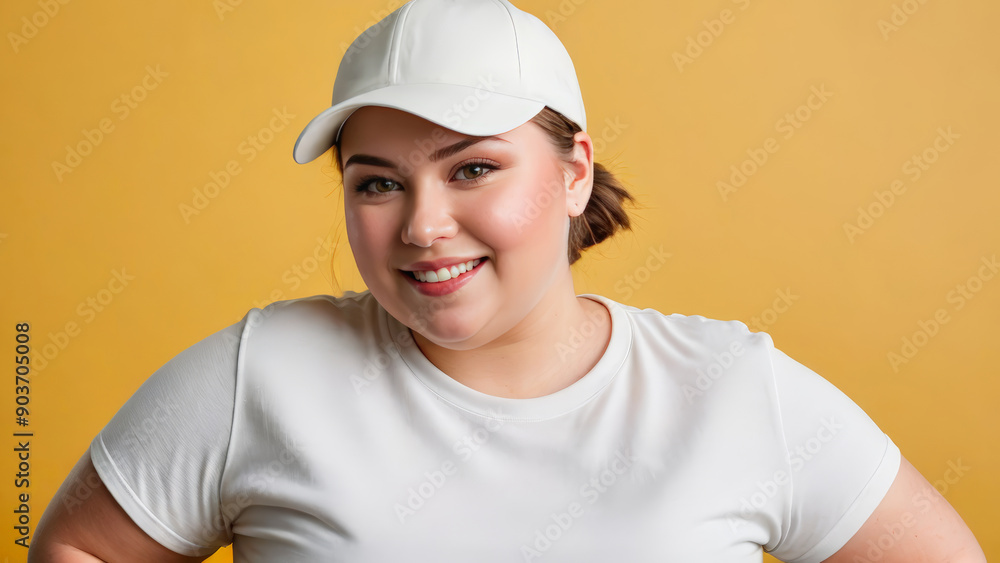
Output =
[{"x1": 380, "y1": 294, "x2": 632, "y2": 421}]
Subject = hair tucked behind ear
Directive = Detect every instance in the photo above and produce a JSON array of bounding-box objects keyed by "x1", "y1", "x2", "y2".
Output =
[
  {"x1": 530, "y1": 107, "x2": 634, "y2": 264},
  {"x1": 329, "y1": 106, "x2": 634, "y2": 265}
]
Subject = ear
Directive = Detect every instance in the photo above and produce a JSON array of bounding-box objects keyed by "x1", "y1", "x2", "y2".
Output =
[{"x1": 564, "y1": 131, "x2": 595, "y2": 218}]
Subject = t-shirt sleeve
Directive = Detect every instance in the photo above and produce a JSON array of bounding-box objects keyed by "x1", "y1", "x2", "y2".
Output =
[
  {"x1": 89, "y1": 309, "x2": 254, "y2": 557},
  {"x1": 761, "y1": 335, "x2": 902, "y2": 563}
]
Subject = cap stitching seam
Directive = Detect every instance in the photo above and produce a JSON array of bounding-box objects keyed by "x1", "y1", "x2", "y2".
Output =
[
  {"x1": 388, "y1": 2, "x2": 414, "y2": 84},
  {"x1": 494, "y1": 0, "x2": 522, "y2": 82}
]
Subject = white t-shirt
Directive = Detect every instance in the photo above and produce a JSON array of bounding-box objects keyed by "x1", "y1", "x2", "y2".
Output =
[{"x1": 90, "y1": 290, "x2": 900, "y2": 562}]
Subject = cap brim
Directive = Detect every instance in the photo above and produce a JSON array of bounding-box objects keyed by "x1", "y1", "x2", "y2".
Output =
[{"x1": 292, "y1": 83, "x2": 546, "y2": 164}]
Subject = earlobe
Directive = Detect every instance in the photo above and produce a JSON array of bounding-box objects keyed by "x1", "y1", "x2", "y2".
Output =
[
  {"x1": 567, "y1": 198, "x2": 583, "y2": 217},
  {"x1": 565, "y1": 178, "x2": 590, "y2": 218}
]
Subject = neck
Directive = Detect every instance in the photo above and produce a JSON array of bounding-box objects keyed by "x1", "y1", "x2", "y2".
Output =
[{"x1": 409, "y1": 272, "x2": 612, "y2": 399}]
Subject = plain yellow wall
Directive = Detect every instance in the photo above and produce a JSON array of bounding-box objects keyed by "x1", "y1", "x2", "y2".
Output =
[{"x1": 2, "y1": 0, "x2": 997, "y2": 560}]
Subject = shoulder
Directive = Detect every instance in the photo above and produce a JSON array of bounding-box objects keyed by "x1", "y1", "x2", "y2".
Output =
[
  {"x1": 239, "y1": 290, "x2": 382, "y2": 346},
  {"x1": 592, "y1": 294, "x2": 774, "y2": 357},
  {"x1": 248, "y1": 290, "x2": 378, "y2": 327}
]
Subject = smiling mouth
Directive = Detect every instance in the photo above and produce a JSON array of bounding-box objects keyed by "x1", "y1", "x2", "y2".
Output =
[{"x1": 404, "y1": 258, "x2": 486, "y2": 283}]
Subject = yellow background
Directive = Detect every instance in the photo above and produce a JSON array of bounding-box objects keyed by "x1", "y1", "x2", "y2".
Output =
[{"x1": 2, "y1": 0, "x2": 997, "y2": 560}]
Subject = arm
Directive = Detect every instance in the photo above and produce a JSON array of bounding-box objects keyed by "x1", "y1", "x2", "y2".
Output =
[
  {"x1": 29, "y1": 448, "x2": 213, "y2": 563},
  {"x1": 821, "y1": 455, "x2": 986, "y2": 563}
]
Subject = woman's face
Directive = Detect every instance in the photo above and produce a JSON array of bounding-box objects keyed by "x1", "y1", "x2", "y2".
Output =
[{"x1": 339, "y1": 106, "x2": 591, "y2": 350}]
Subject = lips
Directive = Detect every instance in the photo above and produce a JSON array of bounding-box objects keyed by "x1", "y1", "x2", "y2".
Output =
[
  {"x1": 400, "y1": 257, "x2": 488, "y2": 296},
  {"x1": 408, "y1": 258, "x2": 482, "y2": 283}
]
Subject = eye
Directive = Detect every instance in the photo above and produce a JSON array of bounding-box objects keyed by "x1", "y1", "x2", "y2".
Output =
[
  {"x1": 454, "y1": 163, "x2": 486, "y2": 180},
  {"x1": 452, "y1": 159, "x2": 500, "y2": 183},
  {"x1": 354, "y1": 176, "x2": 400, "y2": 195}
]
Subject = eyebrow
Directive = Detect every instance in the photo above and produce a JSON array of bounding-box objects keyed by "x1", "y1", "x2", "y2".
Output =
[{"x1": 343, "y1": 136, "x2": 508, "y2": 171}]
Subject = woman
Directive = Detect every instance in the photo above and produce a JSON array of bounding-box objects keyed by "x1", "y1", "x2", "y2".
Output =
[{"x1": 30, "y1": 0, "x2": 985, "y2": 561}]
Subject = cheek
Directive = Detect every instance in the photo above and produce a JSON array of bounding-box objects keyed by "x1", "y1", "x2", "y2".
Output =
[
  {"x1": 345, "y1": 205, "x2": 394, "y2": 273},
  {"x1": 473, "y1": 170, "x2": 568, "y2": 254}
]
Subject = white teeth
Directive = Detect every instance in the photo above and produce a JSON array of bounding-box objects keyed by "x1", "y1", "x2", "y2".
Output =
[{"x1": 412, "y1": 259, "x2": 482, "y2": 283}]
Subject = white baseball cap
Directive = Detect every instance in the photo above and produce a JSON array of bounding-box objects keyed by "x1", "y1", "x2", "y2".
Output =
[{"x1": 292, "y1": 0, "x2": 587, "y2": 164}]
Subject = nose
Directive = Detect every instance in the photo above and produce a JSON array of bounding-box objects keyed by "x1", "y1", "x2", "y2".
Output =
[{"x1": 401, "y1": 181, "x2": 458, "y2": 247}]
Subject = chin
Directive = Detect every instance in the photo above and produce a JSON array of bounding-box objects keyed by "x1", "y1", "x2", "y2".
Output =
[
  {"x1": 410, "y1": 308, "x2": 492, "y2": 348},
  {"x1": 396, "y1": 294, "x2": 497, "y2": 348}
]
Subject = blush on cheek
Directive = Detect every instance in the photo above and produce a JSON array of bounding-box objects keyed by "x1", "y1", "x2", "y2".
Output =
[
  {"x1": 493, "y1": 173, "x2": 567, "y2": 236},
  {"x1": 344, "y1": 208, "x2": 395, "y2": 289},
  {"x1": 475, "y1": 180, "x2": 569, "y2": 285},
  {"x1": 343, "y1": 218, "x2": 367, "y2": 271}
]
